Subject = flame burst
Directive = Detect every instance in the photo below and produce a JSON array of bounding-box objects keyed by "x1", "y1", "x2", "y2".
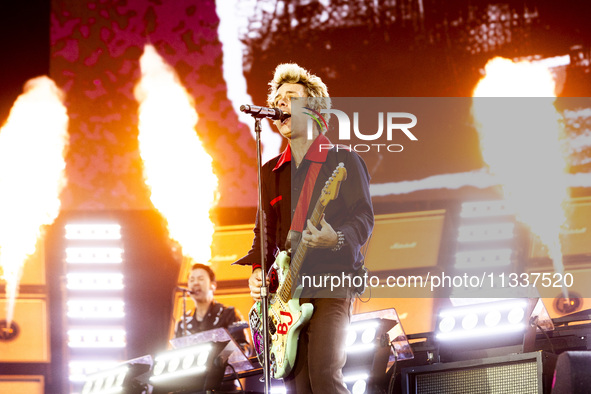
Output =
[
  {"x1": 0, "y1": 77, "x2": 69, "y2": 324},
  {"x1": 134, "y1": 45, "x2": 218, "y2": 265},
  {"x1": 472, "y1": 57, "x2": 569, "y2": 293}
]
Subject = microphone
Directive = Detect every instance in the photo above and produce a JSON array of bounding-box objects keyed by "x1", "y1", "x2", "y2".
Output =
[
  {"x1": 176, "y1": 286, "x2": 193, "y2": 294},
  {"x1": 240, "y1": 104, "x2": 290, "y2": 121}
]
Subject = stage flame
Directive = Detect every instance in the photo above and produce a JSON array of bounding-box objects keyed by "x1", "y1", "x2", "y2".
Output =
[
  {"x1": 0, "y1": 77, "x2": 69, "y2": 324},
  {"x1": 134, "y1": 45, "x2": 218, "y2": 265},
  {"x1": 472, "y1": 57, "x2": 569, "y2": 294}
]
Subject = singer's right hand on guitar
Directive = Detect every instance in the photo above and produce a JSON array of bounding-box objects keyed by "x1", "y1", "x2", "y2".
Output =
[{"x1": 249, "y1": 268, "x2": 270, "y2": 302}]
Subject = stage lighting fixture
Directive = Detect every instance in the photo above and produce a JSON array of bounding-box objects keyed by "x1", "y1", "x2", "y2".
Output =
[
  {"x1": 345, "y1": 319, "x2": 383, "y2": 354},
  {"x1": 67, "y1": 327, "x2": 127, "y2": 348},
  {"x1": 66, "y1": 247, "x2": 124, "y2": 264},
  {"x1": 454, "y1": 248, "x2": 513, "y2": 269},
  {"x1": 66, "y1": 272, "x2": 124, "y2": 291},
  {"x1": 64, "y1": 221, "x2": 127, "y2": 394},
  {"x1": 149, "y1": 341, "x2": 228, "y2": 393},
  {"x1": 81, "y1": 355, "x2": 152, "y2": 394},
  {"x1": 343, "y1": 309, "x2": 413, "y2": 393},
  {"x1": 460, "y1": 200, "x2": 513, "y2": 218},
  {"x1": 435, "y1": 298, "x2": 553, "y2": 361},
  {"x1": 69, "y1": 360, "x2": 119, "y2": 383},
  {"x1": 65, "y1": 223, "x2": 122, "y2": 240},
  {"x1": 343, "y1": 372, "x2": 371, "y2": 394},
  {"x1": 67, "y1": 298, "x2": 125, "y2": 319},
  {"x1": 457, "y1": 222, "x2": 515, "y2": 243}
]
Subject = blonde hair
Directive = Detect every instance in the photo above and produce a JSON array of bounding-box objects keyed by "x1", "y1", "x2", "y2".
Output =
[{"x1": 267, "y1": 63, "x2": 331, "y2": 129}]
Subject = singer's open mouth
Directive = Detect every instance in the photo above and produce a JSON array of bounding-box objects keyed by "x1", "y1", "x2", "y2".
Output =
[{"x1": 281, "y1": 113, "x2": 291, "y2": 125}]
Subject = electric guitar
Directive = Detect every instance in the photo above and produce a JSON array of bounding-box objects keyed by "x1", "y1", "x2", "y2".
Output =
[{"x1": 248, "y1": 163, "x2": 347, "y2": 378}]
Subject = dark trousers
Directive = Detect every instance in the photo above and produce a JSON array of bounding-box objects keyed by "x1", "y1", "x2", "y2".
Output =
[{"x1": 283, "y1": 296, "x2": 353, "y2": 393}]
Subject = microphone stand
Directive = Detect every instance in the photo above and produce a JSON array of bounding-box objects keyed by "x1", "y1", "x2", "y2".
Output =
[
  {"x1": 181, "y1": 289, "x2": 189, "y2": 337},
  {"x1": 253, "y1": 117, "x2": 271, "y2": 394}
]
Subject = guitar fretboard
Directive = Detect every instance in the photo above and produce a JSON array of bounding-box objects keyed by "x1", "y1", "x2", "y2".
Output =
[{"x1": 279, "y1": 199, "x2": 326, "y2": 302}]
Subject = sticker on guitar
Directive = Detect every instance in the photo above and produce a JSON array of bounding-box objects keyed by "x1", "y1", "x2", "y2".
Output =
[
  {"x1": 277, "y1": 311, "x2": 293, "y2": 335},
  {"x1": 249, "y1": 306, "x2": 264, "y2": 354}
]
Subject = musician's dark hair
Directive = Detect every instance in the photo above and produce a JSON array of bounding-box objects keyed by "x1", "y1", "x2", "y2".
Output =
[{"x1": 190, "y1": 263, "x2": 216, "y2": 283}]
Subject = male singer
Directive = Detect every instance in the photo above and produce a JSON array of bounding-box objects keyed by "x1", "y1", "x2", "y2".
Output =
[{"x1": 235, "y1": 63, "x2": 374, "y2": 393}]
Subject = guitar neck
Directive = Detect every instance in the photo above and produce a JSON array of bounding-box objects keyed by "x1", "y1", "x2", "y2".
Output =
[{"x1": 279, "y1": 199, "x2": 325, "y2": 302}]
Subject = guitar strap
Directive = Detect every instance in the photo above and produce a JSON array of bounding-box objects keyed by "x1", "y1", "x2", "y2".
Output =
[
  {"x1": 287, "y1": 161, "x2": 322, "y2": 248},
  {"x1": 284, "y1": 134, "x2": 331, "y2": 251}
]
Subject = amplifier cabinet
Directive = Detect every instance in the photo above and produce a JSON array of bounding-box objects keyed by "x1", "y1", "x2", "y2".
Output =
[
  {"x1": 402, "y1": 351, "x2": 556, "y2": 394},
  {"x1": 0, "y1": 297, "x2": 50, "y2": 363},
  {"x1": 0, "y1": 375, "x2": 44, "y2": 394},
  {"x1": 364, "y1": 210, "x2": 446, "y2": 274}
]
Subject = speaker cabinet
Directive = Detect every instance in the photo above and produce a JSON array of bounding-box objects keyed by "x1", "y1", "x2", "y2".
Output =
[
  {"x1": 402, "y1": 351, "x2": 557, "y2": 394},
  {"x1": 0, "y1": 375, "x2": 44, "y2": 394},
  {"x1": 364, "y1": 210, "x2": 446, "y2": 274},
  {"x1": 0, "y1": 297, "x2": 50, "y2": 362}
]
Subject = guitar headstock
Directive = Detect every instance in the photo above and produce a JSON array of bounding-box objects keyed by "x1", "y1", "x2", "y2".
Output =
[{"x1": 319, "y1": 163, "x2": 347, "y2": 206}]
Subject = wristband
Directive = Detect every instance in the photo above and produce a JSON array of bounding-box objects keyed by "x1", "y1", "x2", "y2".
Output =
[{"x1": 331, "y1": 230, "x2": 345, "y2": 252}]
